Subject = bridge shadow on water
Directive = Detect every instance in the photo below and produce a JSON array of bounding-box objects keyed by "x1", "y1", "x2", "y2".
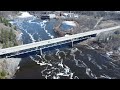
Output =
[{"x1": 0, "y1": 42, "x2": 73, "y2": 59}]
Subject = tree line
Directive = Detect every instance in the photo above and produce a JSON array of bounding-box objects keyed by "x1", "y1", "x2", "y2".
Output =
[{"x1": 0, "y1": 29, "x2": 18, "y2": 48}]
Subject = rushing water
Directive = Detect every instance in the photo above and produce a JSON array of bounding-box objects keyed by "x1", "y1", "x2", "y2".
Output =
[{"x1": 10, "y1": 12, "x2": 120, "y2": 79}]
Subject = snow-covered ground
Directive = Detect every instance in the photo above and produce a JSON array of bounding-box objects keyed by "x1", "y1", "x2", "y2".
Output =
[{"x1": 49, "y1": 14, "x2": 56, "y2": 19}]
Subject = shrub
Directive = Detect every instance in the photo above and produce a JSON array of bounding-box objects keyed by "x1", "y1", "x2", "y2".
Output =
[
  {"x1": 0, "y1": 29, "x2": 18, "y2": 48},
  {"x1": 14, "y1": 26, "x2": 17, "y2": 30},
  {"x1": 0, "y1": 70, "x2": 7, "y2": 79}
]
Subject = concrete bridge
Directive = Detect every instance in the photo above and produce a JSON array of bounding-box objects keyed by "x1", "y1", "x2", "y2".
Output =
[{"x1": 0, "y1": 26, "x2": 120, "y2": 58}]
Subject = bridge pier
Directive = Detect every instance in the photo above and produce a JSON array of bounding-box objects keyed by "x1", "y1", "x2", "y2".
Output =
[
  {"x1": 71, "y1": 39, "x2": 74, "y2": 47},
  {"x1": 68, "y1": 39, "x2": 74, "y2": 48},
  {"x1": 40, "y1": 48, "x2": 43, "y2": 55}
]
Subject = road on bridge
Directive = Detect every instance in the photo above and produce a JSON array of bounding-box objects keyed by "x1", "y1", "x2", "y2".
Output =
[{"x1": 0, "y1": 25, "x2": 120, "y2": 56}]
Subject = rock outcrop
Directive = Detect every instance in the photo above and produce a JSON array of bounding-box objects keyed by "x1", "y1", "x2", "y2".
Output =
[
  {"x1": 0, "y1": 11, "x2": 22, "y2": 79},
  {"x1": 0, "y1": 58, "x2": 21, "y2": 79}
]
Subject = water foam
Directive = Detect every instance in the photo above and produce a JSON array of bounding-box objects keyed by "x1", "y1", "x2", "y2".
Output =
[{"x1": 41, "y1": 20, "x2": 54, "y2": 39}]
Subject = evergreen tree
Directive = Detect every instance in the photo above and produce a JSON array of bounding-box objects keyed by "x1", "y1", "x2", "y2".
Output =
[
  {"x1": 9, "y1": 29, "x2": 14, "y2": 41},
  {"x1": 0, "y1": 16, "x2": 2, "y2": 23},
  {"x1": 9, "y1": 23, "x2": 12, "y2": 27},
  {"x1": 14, "y1": 26, "x2": 17, "y2": 30}
]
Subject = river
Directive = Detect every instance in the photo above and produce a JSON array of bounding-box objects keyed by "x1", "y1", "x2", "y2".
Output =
[{"x1": 10, "y1": 12, "x2": 120, "y2": 79}]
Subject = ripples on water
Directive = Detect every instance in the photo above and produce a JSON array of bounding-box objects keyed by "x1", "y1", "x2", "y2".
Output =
[{"x1": 10, "y1": 12, "x2": 120, "y2": 79}]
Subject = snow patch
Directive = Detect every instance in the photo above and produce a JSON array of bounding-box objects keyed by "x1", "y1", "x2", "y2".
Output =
[
  {"x1": 65, "y1": 34, "x2": 70, "y2": 37},
  {"x1": 62, "y1": 21, "x2": 76, "y2": 26},
  {"x1": 18, "y1": 12, "x2": 33, "y2": 18},
  {"x1": 49, "y1": 14, "x2": 56, "y2": 19},
  {"x1": 106, "y1": 51, "x2": 113, "y2": 57},
  {"x1": 63, "y1": 13, "x2": 69, "y2": 16},
  {"x1": 43, "y1": 20, "x2": 48, "y2": 23}
]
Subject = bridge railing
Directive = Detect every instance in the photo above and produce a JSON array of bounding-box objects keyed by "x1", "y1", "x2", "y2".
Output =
[
  {"x1": 1, "y1": 33, "x2": 97, "y2": 58},
  {"x1": 0, "y1": 25, "x2": 120, "y2": 57}
]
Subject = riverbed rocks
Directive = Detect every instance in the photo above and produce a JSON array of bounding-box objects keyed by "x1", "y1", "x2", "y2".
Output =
[
  {"x1": 46, "y1": 11, "x2": 120, "y2": 62},
  {"x1": 85, "y1": 29, "x2": 120, "y2": 62},
  {"x1": 53, "y1": 11, "x2": 120, "y2": 62},
  {"x1": 0, "y1": 11, "x2": 120, "y2": 79}
]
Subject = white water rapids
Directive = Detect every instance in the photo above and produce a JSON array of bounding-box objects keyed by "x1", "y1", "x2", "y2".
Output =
[{"x1": 9, "y1": 11, "x2": 120, "y2": 79}]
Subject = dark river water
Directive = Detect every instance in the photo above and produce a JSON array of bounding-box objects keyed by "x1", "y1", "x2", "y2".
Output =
[{"x1": 10, "y1": 13, "x2": 120, "y2": 79}]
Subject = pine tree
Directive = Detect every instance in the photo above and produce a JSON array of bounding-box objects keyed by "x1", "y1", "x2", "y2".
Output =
[
  {"x1": 9, "y1": 23, "x2": 12, "y2": 27},
  {"x1": 9, "y1": 29, "x2": 13, "y2": 41},
  {"x1": 0, "y1": 16, "x2": 2, "y2": 23},
  {"x1": 14, "y1": 26, "x2": 17, "y2": 30}
]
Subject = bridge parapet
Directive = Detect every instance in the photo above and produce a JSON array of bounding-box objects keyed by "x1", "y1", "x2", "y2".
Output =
[{"x1": 0, "y1": 25, "x2": 120, "y2": 58}]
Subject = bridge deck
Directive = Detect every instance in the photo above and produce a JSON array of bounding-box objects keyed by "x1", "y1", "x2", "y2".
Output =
[{"x1": 0, "y1": 26, "x2": 120, "y2": 55}]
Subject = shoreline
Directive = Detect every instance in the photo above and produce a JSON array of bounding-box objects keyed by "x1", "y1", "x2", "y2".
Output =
[
  {"x1": 0, "y1": 13, "x2": 23, "y2": 79},
  {"x1": 52, "y1": 14, "x2": 120, "y2": 62},
  {"x1": 0, "y1": 11, "x2": 120, "y2": 79}
]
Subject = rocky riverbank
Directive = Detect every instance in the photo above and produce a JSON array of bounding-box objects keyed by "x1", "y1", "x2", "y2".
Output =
[
  {"x1": 0, "y1": 11, "x2": 22, "y2": 79},
  {"x1": 0, "y1": 58, "x2": 21, "y2": 79},
  {"x1": 53, "y1": 18, "x2": 79, "y2": 37},
  {"x1": 0, "y1": 11, "x2": 120, "y2": 79},
  {"x1": 53, "y1": 12, "x2": 120, "y2": 36},
  {"x1": 76, "y1": 28, "x2": 120, "y2": 64},
  {"x1": 52, "y1": 11, "x2": 120, "y2": 63},
  {"x1": 88, "y1": 29, "x2": 120, "y2": 61}
]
